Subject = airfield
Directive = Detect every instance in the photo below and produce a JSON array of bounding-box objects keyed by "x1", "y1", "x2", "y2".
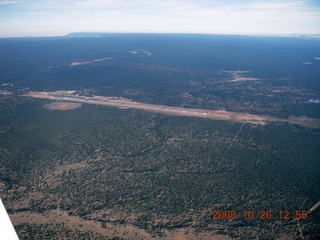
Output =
[{"x1": 24, "y1": 91, "x2": 320, "y2": 128}]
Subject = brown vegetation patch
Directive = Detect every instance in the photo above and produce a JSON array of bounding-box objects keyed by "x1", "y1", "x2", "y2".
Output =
[
  {"x1": 10, "y1": 211, "x2": 230, "y2": 240},
  {"x1": 288, "y1": 116, "x2": 320, "y2": 129},
  {"x1": 44, "y1": 101, "x2": 82, "y2": 111}
]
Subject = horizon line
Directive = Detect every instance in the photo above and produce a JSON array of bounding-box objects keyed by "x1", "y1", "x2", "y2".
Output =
[{"x1": 1, "y1": 31, "x2": 320, "y2": 39}]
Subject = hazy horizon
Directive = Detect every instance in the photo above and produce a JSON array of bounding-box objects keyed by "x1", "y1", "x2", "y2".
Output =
[
  {"x1": 1, "y1": 31, "x2": 320, "y2": 39},
  {"x1": 1, "y1": 0, "x2": 320, "y2": 38}
]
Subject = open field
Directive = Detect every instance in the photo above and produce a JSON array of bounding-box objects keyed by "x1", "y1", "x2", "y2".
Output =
[
  {"x1": 44, "y1": 102, "x2": 82, "y2": 110},
  {"x1": 24, "y1": 91, "x2": 320, "y2": 128},
  {"x1": 10, "y1": 211, "x2": 231, "y2": 240}
]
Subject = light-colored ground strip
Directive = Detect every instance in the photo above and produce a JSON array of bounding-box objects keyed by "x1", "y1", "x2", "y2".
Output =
[
  {"x1": 10, "y1": 210, "x2": 152, "y2": 239},
  {"x1": 24, "y1": 91, "x2": 320, "y2": 128},
  {"x1": 0, "y1": 90, "x2": 13, "y2": 95},
  {"x1": 70, "y1": 57, "x2": 116, "y2": 66},
  {"x1": 10, "y1": 211, "x2": 230, "y2": 240},
  {"x1": 223, "y1": 70, "x2": 259, "y2": 82},
  {"x1": 44, "y1": 102, "x2": 82, "y2": 110}
]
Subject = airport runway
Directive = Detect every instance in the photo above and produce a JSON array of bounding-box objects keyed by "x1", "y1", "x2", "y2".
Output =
[{"x1": 24, "y1": 91, "x2": 319, "y2": 128}]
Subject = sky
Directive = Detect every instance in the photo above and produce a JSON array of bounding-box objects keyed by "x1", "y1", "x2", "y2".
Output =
[{"x1": 0, "y1": 0, "x2": 319, "y2": 37}]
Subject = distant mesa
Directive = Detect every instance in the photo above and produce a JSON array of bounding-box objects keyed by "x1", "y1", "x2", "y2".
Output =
[{"x1": 64, "y1": 32, "x2": 111, "y2": 38}]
